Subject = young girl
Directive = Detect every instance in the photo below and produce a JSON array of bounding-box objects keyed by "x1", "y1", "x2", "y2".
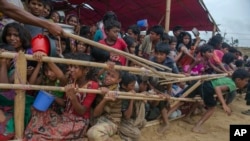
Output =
[
  {"x1": 175, "y1": 31, "x2": 196, "y2": 74},
  {"x1": 76, "y1": 41, "x2": 89, "y2": 54},
  {"x1": 87, "y1": 61, "x2": 123, "y2": 141},
  {"x1": 50, "y1": 11, "x2": 61, "y2": 23},
  {"x1": 25, "y1": 53, "x2": 99, "y2": 140}
]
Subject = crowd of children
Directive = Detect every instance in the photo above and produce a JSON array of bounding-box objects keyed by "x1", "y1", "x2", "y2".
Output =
[{"x1": 0, "y1": 0, "x2": 250, "y2": 140}]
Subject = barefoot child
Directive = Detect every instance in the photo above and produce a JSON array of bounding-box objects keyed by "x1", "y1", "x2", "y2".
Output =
[
  {"x1": 174, "y1": 69, "x2": 249, "y2": 134},
  {"x1": 87, "y1": 62, "x2": 123, "y2": 141},
  {"x1": 119, "y1": 72, "x2": 146, "y2": 141}
]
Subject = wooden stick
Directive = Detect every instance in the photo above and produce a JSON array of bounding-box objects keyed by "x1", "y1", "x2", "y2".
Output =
[
  {"x1": 145, "y1": 115, "x2": 185, "y2": 127},
  {"x1": 0, "y1": 52, "x2": 185, "y2": 78},
  {"x1": 160, "y1": 73, "x2": 228, "y2": 84},
  {"x1": 14, "y1": 51, "x2": 26, "y2": 139},
  {"x1": 171, "y1": 80, "x2": 202, "y2": 108},
  {"x1": 0, "y1": 83, "x2": 201, "y2": 102},
  {"x1": 63, "y1": 32, "x2": 172, "y2": 71}
]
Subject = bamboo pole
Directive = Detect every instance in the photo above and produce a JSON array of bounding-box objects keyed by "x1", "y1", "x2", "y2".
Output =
[
  {"x1": 0, "y1": 52, "x2": 185, "y2": 78},
  {"x1": 171, "y1": 80, "x2": 202, "y2": 108},
  {"x1": 160, "y1": 73, "x2": 228, "y2": 84},
  {"x1": 0, "y1": 83, "x2": 202, "y2": 102},
  {"x1": 14, "y1": 51, "x2": 26, "y2": 139},
  {"x1": 63, "y1": 32, "x2": 172, "y2": 71},
  {"x1": 165, "y1": 0, "x2": 171, "y2": 32}
]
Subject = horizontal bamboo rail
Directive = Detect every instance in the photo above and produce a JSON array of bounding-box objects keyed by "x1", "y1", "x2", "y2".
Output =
[
  {"x1": 0, "y1": 83, "x2": 202, "y2": 102},
  {"x1": 0, "y1": 52, "x2": 185, "y2": 78},
  {"x1": 64, "y1": 32, "x2": 172, "y2": 71},
  {"x1": 160, "y1": 73, "x2": 228, "y2": 84}
]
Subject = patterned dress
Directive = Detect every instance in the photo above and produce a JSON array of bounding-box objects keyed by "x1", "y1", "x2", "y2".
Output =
[{"x1": 24, "y1": 81, "x2": 98, "y2": 141}]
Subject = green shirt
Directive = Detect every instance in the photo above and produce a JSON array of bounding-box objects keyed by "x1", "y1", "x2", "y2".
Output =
[{"x1": 211, "y1": 77, "x2": 236, "y2": 92}]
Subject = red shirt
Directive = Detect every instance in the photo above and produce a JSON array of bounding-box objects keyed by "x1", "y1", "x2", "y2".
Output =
[{"x1": 99, "y1": 38, "x2": 127, "y2": 66}]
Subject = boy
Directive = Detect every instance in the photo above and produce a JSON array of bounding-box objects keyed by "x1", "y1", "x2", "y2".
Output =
[
  {"x1": 87, "y1": 62, "x2": 123, "y2": 141},
  {"x1": 138, "y1": 25, "x2": 164, "y2": 59},
  {"x1": 119, "y1": 72, "x2": 146, "y2": 141},
  {"x1": 24, "y1": 0, "x2": 46, "y2": 38},
  {"x1": 176, "y1": 69, "x2": 249, "y2": 134},
  {"x1": 150, "y1": 42, "x2": 179, "y2": 73},
  {"x1": 98, "y1": 19, "x2": 129, "y2": 66}
]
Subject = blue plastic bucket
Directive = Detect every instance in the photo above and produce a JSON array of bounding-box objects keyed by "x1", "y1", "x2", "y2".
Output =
[
  {"x1": 137, "y1": 19, "x2": 148, "y2": 27},
  {"x1": 33, "y1": 90, "x2": 55, "y2": 111}
]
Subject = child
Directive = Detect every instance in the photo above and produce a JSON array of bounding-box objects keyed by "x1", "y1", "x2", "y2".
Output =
[
  {"x1": 50, "y1": 10, "x2": 61, "y2": 23},
  {"x1": 99, "y1": 19, "x2": 129, "y2": 66},
  {"x1": 138, "y1": 25, "x2": 164, "y2": 59},
  {"x1": 123, "y1": 35, "x2": 136, "y2": 55},
  {"x1": 25, "y1": 53, "x2": 99, "y2": 140},
  {"x1": 173, "y1": 69, "x2": 249, "y2": 134},
  {"x1": 150, "y1": 42, "x2": 179, "y2": 73},
  {"x1": 76, "y1": 41, "x2": 89, "y2": 54},
  {"x1": 24, "y1": 0, "x2": 46, "y2": 38},
  {"x1": 175, "y1": 31, "x2": 196, "y2": 74},
  {"x1": 87, "y1": 62, "x2": 123, "y2": 141},
  {"x1": 119, "y1": 72, "x2": 146, "y2": 141},
  {"x1": 168, "y1": 36, "x2": 177, "y2": 60}
]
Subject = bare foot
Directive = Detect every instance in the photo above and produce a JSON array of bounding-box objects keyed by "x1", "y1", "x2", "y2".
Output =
[
  {"x1": 156, "y1": 123, "x2": 170, "y2": 135},
  {"x1": 182, "y1": 117, "x2": 196, "y2": 125},
  {"x1": 192, "y1": 126, "x2": 207, "y2": 134},
  {"x1": 0, "y1": 110, "x2": 6, "y2": 122}
]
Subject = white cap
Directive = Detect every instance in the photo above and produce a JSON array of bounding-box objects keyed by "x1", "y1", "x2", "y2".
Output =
[{"x1": 140, "y1": 30, "x2": 146, "y2": 36}]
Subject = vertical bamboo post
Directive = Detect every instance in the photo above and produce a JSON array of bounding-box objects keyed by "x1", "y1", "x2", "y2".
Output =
[
  {"x1": 14, "y1": 51, "x2": 27, "y2": 139},
  {"x1": 165, "y1": 0, "x2": 171, "y2": 32},
  {"x1": 212, "y1": 24, "x2": 217, "y2": 37}
]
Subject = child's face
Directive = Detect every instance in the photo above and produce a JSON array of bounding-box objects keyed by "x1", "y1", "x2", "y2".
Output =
[
  {"x1": 127, "y1": 29, "x2": 137, "y2": 40},
  {"x1": 28, "y1": 0, "x2": 44, "y2": 16},
  {"x1": 170, "y1": 42, "x2": 177, "y2": 50},
  {"x1": 149, "y1": 31, "x2": 160, "y2": 42},
  {"x1": 68, "y1": 16, "x2": 78, "y2": 27},
  {"x1": 221, "y1": 47, "x2": 229, "y2": 54},
  {"x1": 129, "y1": 42, "x2": 136, "y2": 54},
  {"x1": 68, "y1": 65, "x2": 88, "y2": 81},
  {"x1": 139, "y1": 35, "x2": 145, "y2": 43},
  {"x1": 106, "y1": 27, "x2": 120, "y2": 41},
  {"x1": 203, "y1": 50, "x2": 213, "y2": 59},
  {"x1": 45, "y1": 67, "x2": 57, "y2": 81},
  {"x1": 183, "y1": 35, "x2": 190, "y2": 45},
  {"x1": 51, "y1": 12, "x2": 60, "y2": 23},
  {"x1": 155, "y1": 52, "x2": 167, "y2": 63},
  {"x1": 5, "y1": 27, "x2": 22, "y2": 50},
  {"x1": 76, "y1": 42, "x2": 87, "y2": 53},
  {"x1": 235, "y1": 78, "x2": 249, "y2": 89},
  {"x1": 43, "y1": 5, "x2": 51, "y2": 17},
  {"x1": 103, "y1": 70, "x2": 121, "y2": 86},
  {"x1": 123, "y1": 81, "x2": 136, "y2": 91},
  {"x1": 139, "y1": 81, "x2": 148, "y2": 92}
]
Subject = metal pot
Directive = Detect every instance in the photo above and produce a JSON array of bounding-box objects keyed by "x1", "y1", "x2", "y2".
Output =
[{"x1": 57, "y1": 23, "x2": 74, "y2": 34}]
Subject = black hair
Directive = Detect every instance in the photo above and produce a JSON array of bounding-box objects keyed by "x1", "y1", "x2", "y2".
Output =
[
  {"x1": 90, "y1": 47, "x2": 110, "y2": 63},
  {"x1": 162, "y1": 32, "x2": 170, "y2": 42},
  {"x1": 2, "y1": 22, "x2": 31, "y2": 51},
  {"x1": 120, "y1": 71, "x2": 137, "y2": 87},
  {"x1": 222, "y1": 42, "x2": 231, "y2": 49},
  {"x1": 150, "y1": 25, "x2": 164, "y2": 38},
  {"x1": 103, "y1": 11, "x2": 118, "y2": 24},
  {"x1": 155, "y1": 42, "x2": 170, "y2": 55},
  {"x1": 80, "y1": 25, "x2": 90, "y2": 37},
  {"x1": 235, "y1": 60, "x2": 244, "y2": 68},
  {"x1": 222, "y1": 53, "x2": 235, "y2": 65},
  {"x1": 43, "y1": 0, "x2": 53, "y2": 19},
  {"x1": 231, "y1": 69, "x2": 249, "y2": 81},
  {"x1": 169, "y1": 36, "x2": 177, "y2": 44},
  {"x1": 200, "y1": 44, "x2": 213, "y2": 56},
  {"x1": 127, "y1": 24, "x2": 140, "y2": 36},
  {"x1": 208, "y1": 34, "x2": 223, "y2": 49},
  {"x1": 173, "y1": 25, "x2": 183, "y2": 32},
  {"x1": 176, "y1": 31, "x2": 192, "y2": 50},
  {"x1": 64, "y1": 52, "x2": 96, "y2": 81},
  {"x1": 50, "y1": 11, "x2": 61, "y2": 22},
  {"x1": 66, "y1": 14, "x2": 79, "y2": 24},
  {"x1": 123, "y1": 35, "x2": 135, "y2": 49},
  {"x1": 104, "y1": 19, "x2": 121, "y2": 31},
  {"x1": 28, "y1": 0, "x2": 46, "y2": 4}
]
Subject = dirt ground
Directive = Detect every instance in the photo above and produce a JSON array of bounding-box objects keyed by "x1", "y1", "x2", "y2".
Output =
[{"x1": 113, "y1": 95, "x2": 249, "y2": 141}]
